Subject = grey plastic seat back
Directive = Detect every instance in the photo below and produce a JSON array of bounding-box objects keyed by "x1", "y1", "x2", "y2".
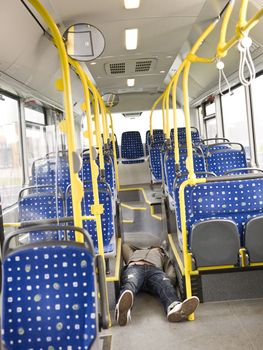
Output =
[
  {"x1": 191, "y1": 219, "x2": 240, "y2": 267},
  {"x1": 245, "y1": 216, "x2": 263, "y2": 263}
]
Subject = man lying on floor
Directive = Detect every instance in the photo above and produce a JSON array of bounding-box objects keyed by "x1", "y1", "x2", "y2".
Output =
[{"x1": 115, "y1": 242, "x2": 199, "y2": 326}]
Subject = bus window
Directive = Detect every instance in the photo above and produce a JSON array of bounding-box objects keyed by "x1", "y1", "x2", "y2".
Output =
[
  {"x1": 25, "y1": 106, "x2": 48, "y2": 172},
  {"x1": 221, "y1": 86, "x2": 250, "y2": 157},
  {"x1": 112, "y1": 109, "x2": 185, "y2": 144},
  {"x1": 205, "y1": 117, "x2": 217, "y2": 140},
  {"x1": 203, "y1": 101, "x2": 217, "y2": 141},
  {"x1": 251, "y1": 74, "x2": 263, "y2": 167},
  {"x1": 0, "y1": 93, "x2": 23, "y2": 208}
]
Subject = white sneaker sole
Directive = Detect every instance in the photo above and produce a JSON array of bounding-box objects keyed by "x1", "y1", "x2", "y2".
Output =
[
  {"x1": 167, "y1": 296, "x2": 199, "y2": 322},
  {"x1": 116, "y1": 290, "x2": 133, "y2": 326}
]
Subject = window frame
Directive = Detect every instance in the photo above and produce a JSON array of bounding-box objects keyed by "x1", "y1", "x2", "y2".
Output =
[{"x1": 0, "y1": 89, "x2": 25, "y2": 210}]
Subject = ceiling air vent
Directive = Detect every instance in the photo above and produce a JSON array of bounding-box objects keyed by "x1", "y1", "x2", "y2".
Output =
[
  {"x1": 122, "y1": 112, "x2": 142, "y2": 118},
  {"x1": 105, "y1": 58, "x2": 157, "y2": 76},
  {"x1": 135, "y1": 60, "x2": 152, "y2": 72},
  {"x1": 109, "y1": 62, "x2": 126, "y2": 74}
]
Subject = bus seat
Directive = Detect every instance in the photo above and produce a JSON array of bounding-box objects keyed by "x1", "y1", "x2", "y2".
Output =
[
  {"x1": 66, "y1": 186, "x2": 115, "y2": 255},
  {"x1": 206, "y1": 146, "x2": 247, "y2": 176},
  {"x1": 170, "y1": 127, "x2": 200, "y2": 145},
  {"x1": 149, "y1": 142, "x2": 163, "y2": 182},
  {"x1": 121, "y1": 131, "x2": 145, "y2": 164},
  {"x1": 18, "y1": 191, "x2": 65, "y2": 242},
  {"x1": 145, "y1": 129, "x2": 164, "y2": 155},
  {"x1": 174, "y1": 177, "x2": 263, "y2": 266},
  {"x1": 32, "y1": 156, "x2": 70, "y2": 194},
  {"x1": 1, "y1": 226, "x2": 97, "y2": 350},
  {"x1": 191, "y1": 219, "x2": 240, "y2": 267},
  {"x1": 245, "y1": 216, "x2": 263, "y2": 263},
  {"x1": 164, "y1": 151, "x2": 206, "y2": 210}
]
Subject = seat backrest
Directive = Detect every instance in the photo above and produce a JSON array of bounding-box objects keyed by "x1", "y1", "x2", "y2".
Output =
[
  {"x1": 175, "y1": 177, "x2": 263, "y2": 245},
  {"x1": 164, "y1": 151, "x2": 206, "y2": 196},
  {"x1": 206, "y1": 148, "x2": 247, "y2": 176},
  {"x1": 66, "y1": 187, "x2": 115, "y2": 254},
  {"x1": 18, "y1": 192, "x2": 64, "y2": 241},
  {"x1": 149, "y1": 143, "x2": 163, "y2": 182},
  {"x1": 121, "y1": 131, "x2": 144, "y2": 163},
  {"x1": 2, "y1": 239, "x2": 97, "y2": 350},
  {"x1": 32, "y1": 156, "x2": 70, "y2": 194},
  {"x1": 146, "y1": 129, "x2": 164, "y2": 155},
  {"x1": 170, "y1": 127, "x2": 200, "y2": 145}
]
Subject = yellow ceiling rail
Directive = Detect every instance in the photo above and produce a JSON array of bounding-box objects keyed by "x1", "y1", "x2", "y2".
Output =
[
  {"x1": 217, "y1": 0, "x2": 235, "y2": 58},
  {"x1": 217, "y1": 0, "x2": 263, "y2": 56},
  {"x1": 27, "y1": 0, "x2": 84, "y2": 242},
  {"x1": 107, "y1": 110, "x2": 120, "y2": 191}
]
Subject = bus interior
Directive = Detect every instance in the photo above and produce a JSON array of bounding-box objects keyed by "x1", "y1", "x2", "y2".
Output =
[{"x1": 1, "y1": 0, "x2": 263, "y2": 349}]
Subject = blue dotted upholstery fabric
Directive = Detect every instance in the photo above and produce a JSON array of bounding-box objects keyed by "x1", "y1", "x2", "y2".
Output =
[
  {"x1": 32, "y1": 157, "x2": 70, "y2": 194},
  {"x1": 164, "y1": 151, "x2": 206, "y2": 196},
  {"x1": 66, "y1": 190, "x2": 114, "y2": 254},
  {"x1": 145, "y1": 129, "x2": 164, "y2": 156},
  {"x1": 206, "y1": 149, "x2": 247, "y2": 175},
  {"x1": 174, "y1": 178, "x2": 263, "y2": 246},
  {"x1": 170, "y1": 128, "x2": 200, "y2": 145},
  {"x1": 2, "y1": 243, "x2": 96, "y2": 350},
  {"x1": 121, "y1": 131, "x2": 145, "y2": 164},
  {"x1": 18, "y1": 193, "x2": 65, "y2": 242},
  {"x1": 201, "y1": 143, "x2": 231, "y2": 155}
]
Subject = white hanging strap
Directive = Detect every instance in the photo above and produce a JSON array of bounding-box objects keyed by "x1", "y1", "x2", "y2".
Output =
[
  {"x1": 238, "y1": 35, "x2": 256, "y2": 86},
  {"x1": 216, "y1": 59, "x2": 232, "y2": 95}
]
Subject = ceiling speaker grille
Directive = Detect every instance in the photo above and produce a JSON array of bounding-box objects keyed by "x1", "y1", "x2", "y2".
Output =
[
  {"x1": 135, "y1": 60, "x2": 152, "y2": 72},
  {"x1": 109, "y1": 62, "x2": 125, "y2": 74}
]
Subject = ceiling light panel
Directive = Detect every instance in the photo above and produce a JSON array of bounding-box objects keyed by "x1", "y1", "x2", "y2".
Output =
[
  {"x1": 124, "y1": 0, "x2": 140, "y2": 9},
  {"x1": 125, "y1": 28, "x2": 138, "y2": 50},
  {"x1": 127, "y1": 78, "x2": 135, "y2": 87}
]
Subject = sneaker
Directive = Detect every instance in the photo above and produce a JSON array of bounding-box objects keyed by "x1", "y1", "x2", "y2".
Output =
[
  {"x1": 167, "y1": 296, "x2": 199, "y2": 322},
  {"x1": 115, "y1": 290, "x2": 134, "y2": 326}
]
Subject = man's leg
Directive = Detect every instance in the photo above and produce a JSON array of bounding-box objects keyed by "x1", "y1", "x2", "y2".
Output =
[
  {"x1": 144, "y1": 267, "x2": 180, "y2": 311},
  {"x1": 145, "y1": 267, "x2": 199, "y2": 322},
  {"x1": 116, "y1": 265, "x2": 145, "y2": 326}
]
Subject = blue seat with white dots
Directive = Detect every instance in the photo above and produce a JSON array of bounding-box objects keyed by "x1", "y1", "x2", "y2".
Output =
[
  {"x1": 32, "y1": 156, "x2": 70, "y2": 194},
  {"x1": 164, "y1": 150, "x2": 206, "y2": 199},
  {"x1": 121, "y1": 131, "x2": 145, "y2": 164},
  {"x1": 174, "y1": 176, "x2": 263, "y2": 246},
  {"x1": 18, "y1": 189, "x2": 65, "y2": 242},
  {"x1": 146, "y1": 130, "x2": 164, "y2": 183},
  {"x1": 1, "y1": 226, "x2": 97, "y2": 350},
  {"x1": 206, "y1": 145, "x2": 247, "y2": 176},
  {"x1": 66, "y1": 186, "x2": 115, "y2": 255},
  {"x1": 145, "y1": 129, "x2": 164, "y2": 156},
  {"x1": 170, "y1": 127, "x2": 201, "y2": 146},
  {"x1": 80, "y1": 154, "x2": 116, "y2": 200},
  {"x1": 201, "y1": 142, "x2": 231, "y2": 155}
]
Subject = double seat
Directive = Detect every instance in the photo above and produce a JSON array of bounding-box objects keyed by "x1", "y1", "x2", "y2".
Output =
[{"x1": 174, "y1": 174, "x2": 263, "y2": 268}]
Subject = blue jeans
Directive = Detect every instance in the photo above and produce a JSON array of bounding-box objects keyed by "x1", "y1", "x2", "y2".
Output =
[{"x1": 119, "y1": 265, "x2": 180, "y2": 313}]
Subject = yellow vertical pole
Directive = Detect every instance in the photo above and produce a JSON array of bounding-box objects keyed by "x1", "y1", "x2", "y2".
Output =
[
  {"x1": 68, "y1": 58, "x2": 111, "y2": 327},
  {"x1": 179, "y1": 19, "x2": 219, "y2": 320},
  {"x1": 107, "y1": 110, "x2": 120, "y2": 191},
  {"x1": 149, "y1": 93, "x2": 164, "y2": 137},
  {"x1": 91, "y1": 93, "x2": 105, "y2": 172},
  {"x1": 27, "y1": 0, "x2": 84, "y2": 243}
]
